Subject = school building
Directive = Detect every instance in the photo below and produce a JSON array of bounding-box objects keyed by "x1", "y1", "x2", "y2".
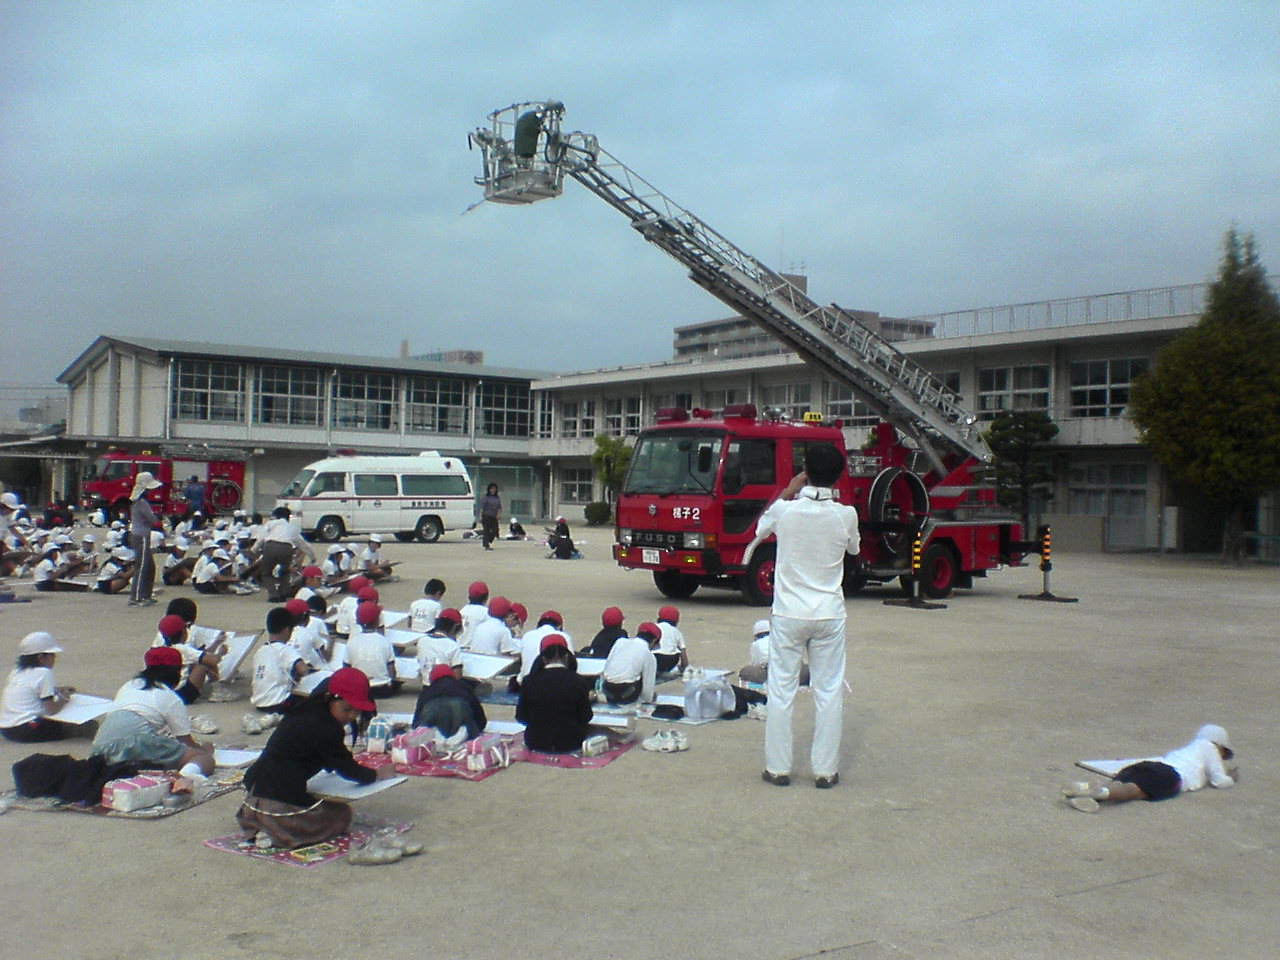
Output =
[{"x1": 48, "y1": 281, "x2": 1278, "y2": 552}]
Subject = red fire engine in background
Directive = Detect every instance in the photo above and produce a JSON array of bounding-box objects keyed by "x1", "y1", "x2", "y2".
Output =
[{"x1": 81, "y1": 448, "x2": 246, "y2": 518}]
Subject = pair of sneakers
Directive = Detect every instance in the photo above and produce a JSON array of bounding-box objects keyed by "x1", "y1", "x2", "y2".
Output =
[
  {"x1": 1062, "y1": 781, "x2": 1110, "y2": 812},
  {"x1": 347, "y1": 832, "x2": 424, "y2": 866},
  {"x1": 641, "y1": 729, "x2": 689, "y2": 753}
]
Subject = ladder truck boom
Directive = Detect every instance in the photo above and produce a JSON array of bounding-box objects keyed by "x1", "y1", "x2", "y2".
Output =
[{"x1": 469, "y1": 100, "x2": 989, "y2": 472}]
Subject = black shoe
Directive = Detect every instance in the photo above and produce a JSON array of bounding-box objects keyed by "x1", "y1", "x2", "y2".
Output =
[
  {"x1": 814, "y1": 773, "x2": 839, "y2": 789},
  {"x1": 761, "y1": 770, "x2": 791, "y2": 787}
]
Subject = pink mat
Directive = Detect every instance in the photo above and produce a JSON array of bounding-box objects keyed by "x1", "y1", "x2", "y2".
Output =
[
  {"x1": 511, "y1": 737, "x2": 636, "y2": 769},
  {"x1": 203, "y1": 813, "x2": 413, "y2": 869},
  {"x1": 354, "y1": 750, "x2": 509, "y2": 782},
  {"x1": 4, "y1": 768, "x2": 243, "y2": 819}
]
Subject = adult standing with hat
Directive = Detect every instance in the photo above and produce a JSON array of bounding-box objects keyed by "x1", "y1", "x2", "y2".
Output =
[{"x1": 127, "y1": 471, "x2": 163, "y2": 606}]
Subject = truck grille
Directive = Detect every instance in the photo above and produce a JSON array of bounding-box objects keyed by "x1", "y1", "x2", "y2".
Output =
[{"x1": 632, "y1": 529, "x2": 683, "y2": 548}]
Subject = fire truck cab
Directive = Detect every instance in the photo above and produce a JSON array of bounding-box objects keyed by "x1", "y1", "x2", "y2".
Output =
[{"x1": 81, "y1": 450, "x2": 246, "y2": 519}]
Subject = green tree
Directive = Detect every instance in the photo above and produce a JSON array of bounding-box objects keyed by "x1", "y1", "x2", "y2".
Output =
[
  {"x1": 1129, "y1": 228, "x2": 1280, "y2": 562},
  {"x1": 982, "y1": 410, "x2": 1060, "y2": 533},
  {"x1": 591, "y1": 434, "x2": 632, "y2": 504}
]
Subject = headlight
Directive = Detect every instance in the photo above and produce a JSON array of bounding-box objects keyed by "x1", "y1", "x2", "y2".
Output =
[
  {"x1": 683, "y1": 532, "x2": 704, "y2": 549},
  {"x1": 619, "y1": 528, "x2": 633, "y2": 545}
]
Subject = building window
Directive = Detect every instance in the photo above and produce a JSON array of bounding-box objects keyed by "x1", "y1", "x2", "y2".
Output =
[
  {"x1": 977, "y1": 365, "x2": 1050, "y2": 420},
  {"x1": 406, "y1": 376, "x2": 468, "y2": 434},
  {"x1": 257, "y1": 365, "x2": 322, "y2": 426},
  {"x1": 1068, "y1": 463, "x2": 1147, "y2": 516},
  {"x1": 824, "y1": 381, "x2": 878, "y2": 427},
  {"x1": 625, "y1": 396, "x2": 642, "y2": 435},
  {"x1": 537, "y1": 396, "x2": 553, "y2": 438},
  {"x1": 478, "y1": 381, "x2": 531, "y2": 437},
  {"x1": 760, "y1": 382, "x2": 812, "y2": 420},
  {"x1": 333, "y1": 371, "x2": 397, "y2": 431},
  {"x1": 561, "y1": 467, "x2": 594, "y2": 504},
  {"x1": 703, "y1": 388, "x2": 743, "y2": 412},
  {"x1": 1069, "y1": 358, "x2": 1148, "y2": 418},
  {"x1": 604, "y1": 398, "x2": 623, "y2": 436},
  {"x1": 580, "y1": 399, "x2": 595, "y2": 436},
  {"x1": 561, "y1": 400, "x2": 579, "y2": 437},
  {"x1": 941, "y1": 371, "x2": 961, "y2": 395},
  {"x1": 172, "y1": 359, "x2": 245, "y2": 423}
]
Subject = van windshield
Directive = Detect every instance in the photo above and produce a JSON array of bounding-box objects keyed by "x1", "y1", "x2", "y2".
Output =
[
  {"x1": 280, "y1": 470, "x2": 314, "y2": 498},
  {"x1": 624, "y1": 430, "x2": 724, "y2": 496}
]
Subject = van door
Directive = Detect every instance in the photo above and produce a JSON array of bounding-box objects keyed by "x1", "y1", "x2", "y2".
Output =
[
  {"x1": 304, "y1": 471, "x2": 352, "y2": 536},
  {"x1": 351, "y1": 473, "x2": 401, "y2": 534}
]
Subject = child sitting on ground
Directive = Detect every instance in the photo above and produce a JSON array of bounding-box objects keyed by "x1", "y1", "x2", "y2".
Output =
[
  {"x1": 250, "y1": 607, "x2": 308, "y2": 715},
  {"x1": 578, "y1": 606, "x2": 627, "y2": 658},
  {"x1": 600, "y1": 622, "x2": 659, "y2": 707},
  {"x1": 654, "y1": 605, "x2": 688, "y2": 674},
  {"x1": 412, "y1": 663, "x2": 486, "y2": 739},
  {"x1": 409, "y1": 578, "x2": 446, "y2": 633},
  {"x1": 517, "y1": 635, "x2": 593, "y2": 753},
  {"x1": 0, "y1": 632, "x2": 88, "y2": 742}
]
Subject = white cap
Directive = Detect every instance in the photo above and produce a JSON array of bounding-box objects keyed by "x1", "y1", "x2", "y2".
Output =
[
  {"x1": 174, "y1": 538, "x2": 190, "y2": 550},
  {"x1": 752, "y1": 619, "x2": 771, "y2": 637},
  {"x1": 213, "y1": 549, "x2": 231, "y2": 560},
  {"x1": 42, "y1": 542, "x2": 61, "y2": 555},
  {"x1": 1197, "y1": 724, "x2": 1231, "y2": 751},
  {"x1": 114, "y1": 547, "x2": 136, "y2": 560},
  {"x1": 369, "y1": 533, "x2": 383, "y2": 543},
  {"x1": 327, "y1": 543, "x2": 344, "y2": 554},
  {"x1": 0, "y1": 492, "x2": 20, "y2": 510},
  {"x1": 20, "y1": 631, "x2": 63, "y2": 655},
  {"x1": 54, "y1": 534, "x2": 74, "y2": 545},
  {"x1": 81, "y1": 533, "x2": 96, "y2": 543}
]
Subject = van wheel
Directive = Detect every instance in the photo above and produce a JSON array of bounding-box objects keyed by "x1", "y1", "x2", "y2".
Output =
[
  {"x1": 415, "y1": 516, "x2": 442, "y2": 543},
  {"x1": 394, "y1": 532, "x2": 415, "y2": 543},
  {"x1": 741, "y1": 545, "x2": 776, "y2": 606},
  {"x1": 315, "y1": 516, "x2": 345, "y2": 543},
  {"x1": 653, "y1": 570, "x2": 699, "y2": 599}
]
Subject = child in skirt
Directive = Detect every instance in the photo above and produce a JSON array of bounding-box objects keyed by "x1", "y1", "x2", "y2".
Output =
[{"x1": 236, "y1": 667, "x2": 395, "y2": 848}]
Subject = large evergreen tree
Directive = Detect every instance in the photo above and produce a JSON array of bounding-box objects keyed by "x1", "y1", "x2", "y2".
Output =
[
  {"x1": 591, "y1": 434, "x2": 632, "y2": 503},
  {"x1": 1129, "y1": 228, "x2": 1280, "y2": 562},
  {"x1": 982, "y1": 410, "x2": 1059, "y2": 533}
]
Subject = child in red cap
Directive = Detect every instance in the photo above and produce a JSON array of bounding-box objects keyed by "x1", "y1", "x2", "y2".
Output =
[
  {"x1": 578, "y1": 606, "x2": 626, "y2": 658},
  {"x1": 347, "y1": 602, "x2": 401, "y2": 698},
  {"x1": 237, "y1": 666, "x2": 395, "y2": 849},
  {"x1": 517, "y1": 634, "x2": 593, "y2": 753},
  {"x1": 411, "y1": 661, "x2": 486, "y2": 739},
  {"x1": 470, "y1": 596, "x2": 520, "y2": 655},
  {"x1": 654, "y1": 605, "x2": 688, "y2": 674},
  {"x1": 459, "y1": 581, "x2": 489, "y2": 648}
]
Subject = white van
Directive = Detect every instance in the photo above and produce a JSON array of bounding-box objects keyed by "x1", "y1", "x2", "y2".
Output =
[{"x1": 277, "y1": 451, "x2": 474, "y2": 543}]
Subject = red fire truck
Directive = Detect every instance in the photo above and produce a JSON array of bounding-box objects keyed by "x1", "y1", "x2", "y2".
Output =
[
  {"x1": 81, "y1": 449, "x2": 246, "y2": 519},
  {"x1": 472, "y1": 101, "x2": 1032, "y2": 603}
]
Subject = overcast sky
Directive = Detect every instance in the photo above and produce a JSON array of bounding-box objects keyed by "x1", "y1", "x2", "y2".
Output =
[{"x1": 3, "y1": 1, "x2": 1277, "y2": 401}]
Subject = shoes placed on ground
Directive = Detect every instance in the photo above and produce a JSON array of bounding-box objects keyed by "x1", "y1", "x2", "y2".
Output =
[
  {"x1": 348, "y1": 841, "x2": 403, "y2": 866},
  {"x1": 641, "y1": 731, "x2": 668, "y2": 752},
  {"x1": 762, "y1": 770, "x2": 791, "y2": 787},
  {"x1": 746, "y1": 703, "x2": 768, "y2": 720},
  {"x1": 240, "y1": 713, "x2": 264, "y2": 735},
  {"x1": 189, "y1": 715, "x2": 219, "y2": 735},
  {"x1": 1068, "y1": 796, "x2": 1100, "y2": 813},
  {"x1": 814, "y1": 773, "x2": 839, "y2": 789},
  {"x1": 641, "y1": 730, "x2": 688, "y2": 753},
  {"x1": 259, "y1": 712, "x2": 282, "y2": 729},
  {"x1": 377, "y1": 833, "x2": 423, "y2": 856},
  {"x1": 1062, "y1": 781, "x2": 1091, "y2": 798}
]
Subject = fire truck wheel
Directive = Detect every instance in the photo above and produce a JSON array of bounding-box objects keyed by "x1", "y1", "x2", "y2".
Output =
[
  {"x1": 315, "y1": 516, "x2": 345, "y2": 543},
  {"x1": 653, "y1": 570, "x2": 699, "y2": 599},
  {"x1": 742, "y1": 546, "x2": 776, "y2": 606},
  {"x1": 918, "y1": 543, "x2": 957, "y2": 599},
  {"x1": 414, "y1": 516, "x2": 443, "y2": 543}
]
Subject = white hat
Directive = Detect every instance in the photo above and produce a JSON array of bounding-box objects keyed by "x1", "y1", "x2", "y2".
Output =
[
  {"x1": 110, "y1": 520, "x2": 124, "y2": 530},
  {"x1": 42, "y1": 542, "x2": 61, "y2": 555},
  {"x1": 81, "y1": 533, "x2": 96, "y2": 543},
  {"x1": 130, "y1": 471, "x2": 163, "y2": 499},
  {"x1": 20, "y1": 631, "x2": 63, "y2": 656},
  {"x1": 752, "y1": 619, "x2": 771, "y2": 637},
  {"x1": 0, "y1": 492, "x2": 20, "y2": 510},
  {"x1": 114, "y1": 546, "x2": 136, "y2": 560},
  {"x1": 213, "y1": 549, "x2": 231, "y2": 560},
  {"x1": 173, "y1": 537, "x2": 190, "y2": 550},
  {"x1": 1197, "y1": 724, "x2": 1231, "y2": 751},
  {"x1": 54, "y1": 534, "x2": 74, "y2": 545},
  {"x1": 369, "y1": 533, "x2": 383, "y2": 543}
]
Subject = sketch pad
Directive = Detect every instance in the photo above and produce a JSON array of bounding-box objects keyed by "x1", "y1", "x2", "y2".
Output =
[
  {"x1": 52, "y1": 694, "x2": 114, "y2": 725},
  {"x1": 461, "y1": 653, "x2": 514, "y2": 679},
  {"x1": 213, "y1": 748, "x2": 262, "y2": 768},
  {"x1": 217, "y1": 633, "x2": 260, "y2": 679},
  {"x1": 1076, "y1": 757, "x2": 1161, "y2": 778},
  {"x1": 306, "y1": 771, "x2": 407, "y2": 800}
]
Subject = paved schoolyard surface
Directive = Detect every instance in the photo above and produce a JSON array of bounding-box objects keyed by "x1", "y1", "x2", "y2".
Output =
[{"x1": 1, "y1": 536, "x2": 1277, "y2": 960}]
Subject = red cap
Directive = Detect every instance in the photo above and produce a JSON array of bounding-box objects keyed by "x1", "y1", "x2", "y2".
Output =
[
  {"x1": 428, "y1": 663, "x2": 454, "y2": 684},
  {"x1": 329, "y1": 666, "x2": 377, "y2": 712},
  {"x1": 356, "y1": 602, "x2": 383, "y2": 626},
  {"x1": 538, "y1": 610, "x2": 563, "y2": 626},
  {"x1": 144, "y1": 646, "x2": 183, "y2": 668},
  {"x1": 636, "y1": 621, "x2": 661, "y2": 640},
  {"x1": 658, "y1": 605, "x2": 680, "y2": 624},
  {"x1": 601, "y1": 606, "x2": 624, "y2": 628},
  {"x1": 301, "y1": 565, "x2": 323, "y2": 578},
  {"x1": 356, "y1": 586, "x2": 380, "y2": 603},
  {"x1": 284, "y1": 598, "x2": 309, "y2": 618},
  {"x1": 348, "y1": 576, "x2": 372, "y2": 594},
  {"x1": 157, "y1": 614, "x2": 187, "y2": 639},
  {"x1": 488, "y1": 596, "x2": 511, "y2": 618},
  {"x1": 436, "y1": 607, "x2": 462, "y2": 624},
  {"x1": 510, "y1": 602, "x2": 528, "y2": 624},
  {"x1": 539, "y1": 633, "x2": 569, "y2": 653},
  {"x1": 468, "y1": 580, "x2": 488, "y2": 600}
]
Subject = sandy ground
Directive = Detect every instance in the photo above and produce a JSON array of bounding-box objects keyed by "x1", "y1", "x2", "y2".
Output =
[{"x1": 1, "y1": 535, "x2": 1277, "y2": 960}]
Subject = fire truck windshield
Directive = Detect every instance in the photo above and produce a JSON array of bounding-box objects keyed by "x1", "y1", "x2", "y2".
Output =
[{"x1": 623, "y1": 430, "x2": 723, "y2": 496}]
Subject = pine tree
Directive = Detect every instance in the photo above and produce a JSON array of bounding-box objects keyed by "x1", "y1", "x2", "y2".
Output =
[
  {"x1": 1129, "y1": 228, "x2": 1280, "y2": 562},
  {"x1": 982, "y1": 410, "x2": 1059, "y2": 533}
]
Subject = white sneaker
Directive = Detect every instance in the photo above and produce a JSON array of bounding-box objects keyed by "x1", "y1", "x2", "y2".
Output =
[
  {"x1": 240, "y1": 713, "x2": 264, "y2": 735},
  {"x1": 1068, "y1": 796, "x2": 1100, "y2": 813},
  {"x1": 1061, "y1": 781, "x2": 1091, "y2": 798},
  {"x1": 190, "y1": 715, "x2": 219, "y2": 735},
  {"x1": 641, "y1": 732, "x2": 668, "y2": 752}
]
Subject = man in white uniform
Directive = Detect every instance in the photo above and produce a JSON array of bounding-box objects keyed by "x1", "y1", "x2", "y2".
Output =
[{"x1": 750, "y1": 444, "x2": 860, "y2": 789}]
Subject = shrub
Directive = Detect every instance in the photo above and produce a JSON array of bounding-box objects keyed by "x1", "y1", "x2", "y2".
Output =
[{"x1": 583, "y1": 501, "x2": 613, "y2": 526}]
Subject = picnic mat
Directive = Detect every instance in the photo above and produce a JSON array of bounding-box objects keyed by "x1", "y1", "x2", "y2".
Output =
[
  {"x1": 353, "y1": 733, "x2": 636, "y2": 775},
  {"x1": 1, "y1": 767, "x2": 244, "y2": 819},
  {"x1": 203, "y1": 813, "x2": 414, "y2": 869},
  {"x1": 354, "y1": 747, "x2": 513, "y2": 783},
  {"x1": 476, "y1": 672, "x2": 680, "y2": 708},
  {"x1": 511, "y1": 736, "x2": 637, "y2": 769}
]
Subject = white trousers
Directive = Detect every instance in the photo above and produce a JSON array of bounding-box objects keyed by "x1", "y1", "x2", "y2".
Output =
[{"x1": 764, "y1": 615, "x2": 846, "y2": 778}]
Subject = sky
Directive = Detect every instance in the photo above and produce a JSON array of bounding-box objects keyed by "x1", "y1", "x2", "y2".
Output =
[{"x1": 2, "y1": 1, "x2": 1278, "y2": 405}]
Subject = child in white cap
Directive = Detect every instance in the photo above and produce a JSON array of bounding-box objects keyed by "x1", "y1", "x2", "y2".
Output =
[
  {"x1": 0, "y1": 632, "x2": 87, "y2": 742},
  {"x1": 1064, "y1": 724, "x2": 1238, "y2": 812},
  {"x1": 95, "y1": 547, "x2": 136, "y2": 594},
  {"x1": 357, "y1": 533, "x2": 394, "y2": 581}
]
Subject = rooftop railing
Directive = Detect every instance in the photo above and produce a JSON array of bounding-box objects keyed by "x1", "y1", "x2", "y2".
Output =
[{"x1": 912, "y1": 283, "x2": 1208, "y2": 340}]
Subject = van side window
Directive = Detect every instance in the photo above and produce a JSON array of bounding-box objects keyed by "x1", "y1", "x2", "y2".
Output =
[
  {"x1": 354, "y1": 474, "x2": 399, "y2": 497},
  {"x1": 402, "y1": 475, "x2": 471, "y2": 496},
  {"x1": 307, "y1": 472, "x2": 347, "y2": 495}
]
